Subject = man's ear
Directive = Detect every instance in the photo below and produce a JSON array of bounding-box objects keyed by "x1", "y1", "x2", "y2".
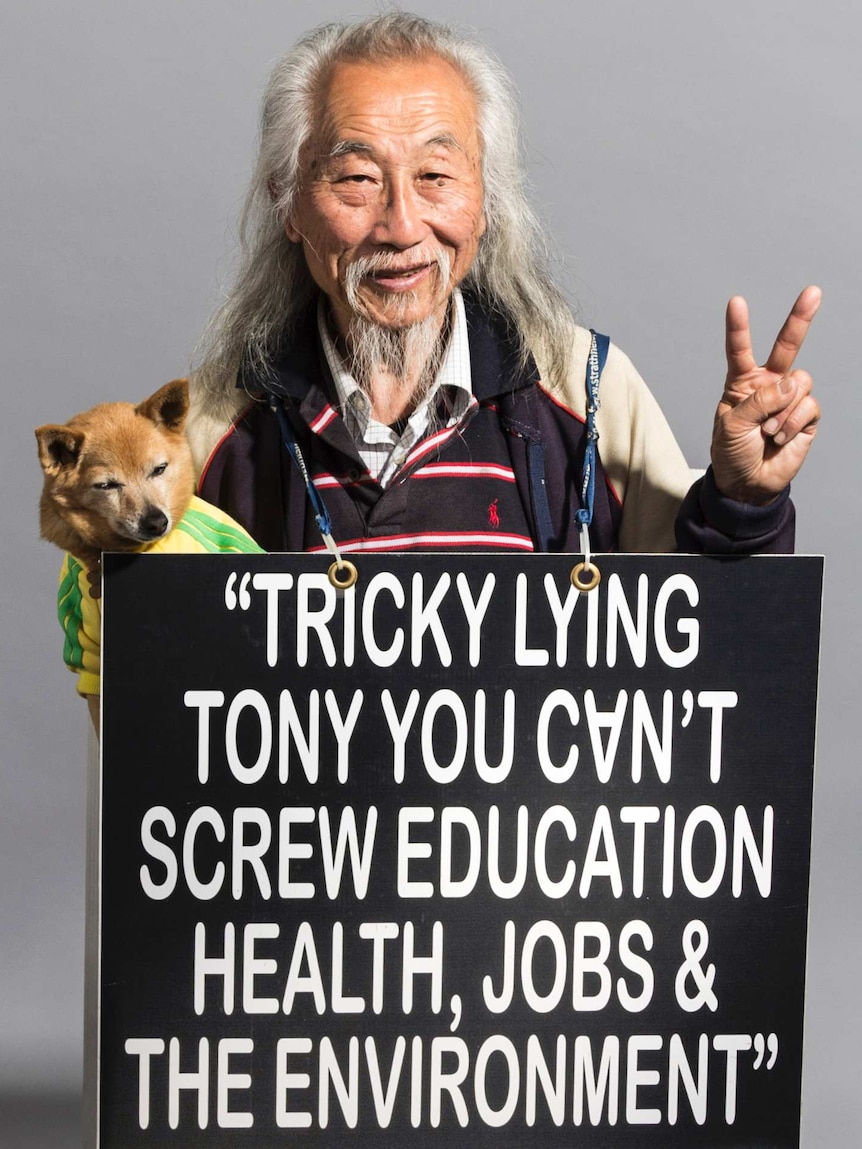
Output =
[
  {"x1": 268, "y1": 175, "x2": 303, "y2": 243},
  {"x1": 35, "y1": 425, "x2": 85, "y2": 473},
  {"x1": 136, "y1": 379, "x2": 190, "y2": 432},
  {"x1": 284, "y1": 213, "x2": 303, "y2": 243}
]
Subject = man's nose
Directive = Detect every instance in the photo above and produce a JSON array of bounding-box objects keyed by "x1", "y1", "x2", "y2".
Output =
[{"x1": 372, "y1": 175, "x2": 429, "y2": 249}]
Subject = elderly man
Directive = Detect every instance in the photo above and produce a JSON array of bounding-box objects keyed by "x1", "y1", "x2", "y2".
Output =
[{"x1": 187, "y1": 12, "x2": 820, "y2": 558}]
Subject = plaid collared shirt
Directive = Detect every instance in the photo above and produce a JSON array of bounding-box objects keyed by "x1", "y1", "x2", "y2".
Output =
[{"x1": 317, "y1": 289, "x2": 474, "y2": 488}]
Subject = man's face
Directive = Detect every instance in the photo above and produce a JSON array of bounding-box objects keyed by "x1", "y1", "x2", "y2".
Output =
[{"x1": 286, "y1": 55, "x2": 486, "y2": 338}]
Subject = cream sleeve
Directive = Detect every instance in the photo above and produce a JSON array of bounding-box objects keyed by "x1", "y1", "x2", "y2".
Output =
[{"x1": 547, "y1": 327, "x2": 696, "y2": 553}]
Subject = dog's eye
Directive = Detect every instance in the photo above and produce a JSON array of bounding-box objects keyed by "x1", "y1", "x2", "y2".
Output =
[
  {"x1": 150, "y1": 462, "x2": 168, "y2": 478},
  {"x1": 93, "y1": 479, "x2": 121, "y2": 491}
]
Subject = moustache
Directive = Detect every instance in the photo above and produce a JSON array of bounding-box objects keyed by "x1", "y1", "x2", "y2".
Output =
[{"x1": 345, "y1": 248, "x2": 451, "y2": 291}]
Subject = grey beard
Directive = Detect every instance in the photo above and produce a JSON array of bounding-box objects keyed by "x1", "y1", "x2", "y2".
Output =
[
  {"x1": 345, "y1": 313, "x2": 448, "y2": 413},
  {"x1": 342, "y1": 250, "x2": 451, "y2": 411}
]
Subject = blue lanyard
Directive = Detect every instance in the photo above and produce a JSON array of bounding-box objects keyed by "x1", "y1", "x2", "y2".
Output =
[
  {"x1": 575, "y1": 329, "x2": 609, "y2": 532},
  {"x1": 269, "y1": 395, "x2": 335, "y2": 548}
]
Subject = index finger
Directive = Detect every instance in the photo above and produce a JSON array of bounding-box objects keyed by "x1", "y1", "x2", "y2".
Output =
[
  {"x1": 725, "y1": 294, "x2": 758, "y2": 380},
  {"x1": 764, "y1": 285, "x2": 822, "y2": 376}
]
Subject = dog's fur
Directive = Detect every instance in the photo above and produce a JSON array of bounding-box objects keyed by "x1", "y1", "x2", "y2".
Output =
[{"x1": 36, "y1": 380, "x2": 194, "y2": 573}]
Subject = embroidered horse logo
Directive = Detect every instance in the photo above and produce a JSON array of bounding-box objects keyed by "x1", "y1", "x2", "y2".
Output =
[{"x1": 488, "y1": 499, "x2": 500, "y2": 528}]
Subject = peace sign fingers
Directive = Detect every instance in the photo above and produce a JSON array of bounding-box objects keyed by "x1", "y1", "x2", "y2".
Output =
[
  {"x1": 723, "y1": 286, "x2": 822, "y2": 402},
  {"x1": 713, "y1": 285, "x2": 822, "y2": 502}
]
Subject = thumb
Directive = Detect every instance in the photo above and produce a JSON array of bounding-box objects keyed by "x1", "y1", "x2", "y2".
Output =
[{"x1": 729, "y1": 374, "x2": 800, "y2": 429}]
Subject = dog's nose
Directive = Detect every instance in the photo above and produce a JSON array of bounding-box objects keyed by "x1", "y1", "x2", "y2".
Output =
[{"x1": 139, "y1": 508, "x2": 169, "y2": 539}]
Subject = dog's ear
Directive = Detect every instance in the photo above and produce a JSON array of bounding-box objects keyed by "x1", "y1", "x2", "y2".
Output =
[
  {"x1": 137, "y1": 379, "x2": 190, "y2": 432},
  {"x1": 35, "y1": 425, "x2": 86, "y2": 473}
]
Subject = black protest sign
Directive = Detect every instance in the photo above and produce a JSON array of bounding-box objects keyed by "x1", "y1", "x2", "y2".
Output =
[{"x1": 97, "y1": 553, "x2": 822, "y2": 1148}]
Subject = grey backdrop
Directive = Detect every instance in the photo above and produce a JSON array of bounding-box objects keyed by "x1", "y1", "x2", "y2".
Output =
[{"x1": 2, "y1": 0, "x2": 859, "y2": 1144}]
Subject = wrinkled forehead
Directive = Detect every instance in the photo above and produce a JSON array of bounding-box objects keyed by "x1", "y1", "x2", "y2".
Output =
[{"x1": 308, "y1": 54, "x2": 483, "y2": 159}]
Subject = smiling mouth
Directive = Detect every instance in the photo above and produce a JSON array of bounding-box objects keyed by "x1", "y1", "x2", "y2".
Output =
[{"x1": 364, "y1": 263, "x2": 435, "y2": 291}]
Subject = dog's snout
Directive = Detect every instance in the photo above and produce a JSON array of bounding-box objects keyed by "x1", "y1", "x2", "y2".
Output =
[{"x1": 139, "y1": 508, "x2": 169, "y2": 539}]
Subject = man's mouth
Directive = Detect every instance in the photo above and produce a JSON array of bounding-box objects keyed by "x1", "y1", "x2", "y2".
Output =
[
  {"x1": 343, "y1": 249, "x2": 451, "y2": 313},
  {"x1": 366, "y1": 263, "x2": 434, "y2": 291}
]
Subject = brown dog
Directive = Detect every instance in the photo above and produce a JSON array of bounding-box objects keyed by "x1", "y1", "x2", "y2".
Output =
[{"x1": 35, "y1": 380, "x2": 194, "y2": 580}]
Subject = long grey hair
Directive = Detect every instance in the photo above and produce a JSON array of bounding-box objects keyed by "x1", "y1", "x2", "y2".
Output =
[{"x1": 192, "y1": 12, "x2": 577, "y2": 404}]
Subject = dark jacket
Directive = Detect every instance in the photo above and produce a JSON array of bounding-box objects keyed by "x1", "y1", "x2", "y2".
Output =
[{"x1": 195, "y1": 295, "x2": 794, "y2": 556}]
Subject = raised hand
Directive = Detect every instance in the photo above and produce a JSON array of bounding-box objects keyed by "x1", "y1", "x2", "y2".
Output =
[{"x1": 711, "y1": 286, "x2": 822, "y2": 503}]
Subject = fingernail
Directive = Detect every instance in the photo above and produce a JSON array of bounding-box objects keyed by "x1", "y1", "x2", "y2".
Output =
[
  {"x1": 763, "y1": 417, "x2": 779, "y2": 435},
  {"x1": 773, "y1": 431, "x2": 787, "y2": 445},
  {"x1": 779, "y1": 375, "x2": 795, "y2": 394}
]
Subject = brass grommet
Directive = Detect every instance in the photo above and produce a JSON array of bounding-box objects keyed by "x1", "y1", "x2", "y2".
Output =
[
  {"x1": 328, "y1": 559, "x2": 358, "y2": 590},
  {"x1": 571, "y1": 561, "x2": 601, "y2": 592}
]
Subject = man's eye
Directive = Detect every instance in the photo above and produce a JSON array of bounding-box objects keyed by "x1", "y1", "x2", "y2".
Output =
[
  {"x1": 150, "y1": 462, "x2": 168, "y2": 478},
  {"x1": 420, "y1": 172, "x2": 451, "y2": 187}
]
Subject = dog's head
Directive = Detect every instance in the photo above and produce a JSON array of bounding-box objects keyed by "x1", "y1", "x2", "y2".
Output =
[{"x1": 36, "y1": 379, "x2": 195, "y2": 558}]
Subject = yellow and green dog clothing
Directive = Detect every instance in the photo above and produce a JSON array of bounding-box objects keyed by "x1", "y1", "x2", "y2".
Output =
[{"x1": 57, "y1": 495, "x2": 263, "y2": 696}]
